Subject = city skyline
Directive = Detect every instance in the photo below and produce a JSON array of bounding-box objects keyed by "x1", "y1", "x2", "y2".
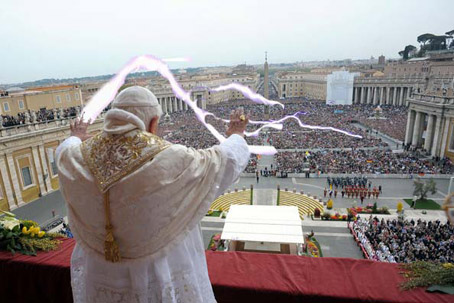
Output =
[{"x1": 1, "y1": 0, "x2": 453, "y2": 84}]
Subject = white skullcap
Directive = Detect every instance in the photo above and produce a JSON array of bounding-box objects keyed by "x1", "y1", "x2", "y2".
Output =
[{"x1": 112, "y1": 86, "x2": 159, "y2": 108}]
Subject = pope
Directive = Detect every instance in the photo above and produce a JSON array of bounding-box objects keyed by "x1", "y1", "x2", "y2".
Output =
[{"x1": 56, "y1": 86, "x2": 250, "y2": 303}]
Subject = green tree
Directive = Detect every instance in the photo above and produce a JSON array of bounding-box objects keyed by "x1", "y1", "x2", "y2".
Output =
[
  {"x1": 417, "y1": 33, "x2": 436, "y2": 46},
  {"x1": 446, "y1": 30, "x2": 454, "y2": 49},
  {"x1": 413, "y1": 178, "x2": 437, "y2": 202},
  {"x1": 398, "y1": 45, "x2": 417, "y2": 60}
]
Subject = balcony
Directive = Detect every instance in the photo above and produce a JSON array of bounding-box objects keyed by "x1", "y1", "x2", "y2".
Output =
[
  {"x1": 0, "y1": 238, "x2": 451, "y2": 303},
  {"x1": 410, "y1": 93, "x2": 454, "y2": 105}
]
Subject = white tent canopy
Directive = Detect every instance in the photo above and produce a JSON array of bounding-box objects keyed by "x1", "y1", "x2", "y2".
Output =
[{"x1": 221, "y1": 205, "x2": 304, "y2": 244}]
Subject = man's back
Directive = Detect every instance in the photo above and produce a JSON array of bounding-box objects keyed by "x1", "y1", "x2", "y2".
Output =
[
  {"x1": 56, "y1": 86, "x2": 250, "y2": 302},
  {"x1": 57, "y1": 130, "x2": 249, "y2": 302}
]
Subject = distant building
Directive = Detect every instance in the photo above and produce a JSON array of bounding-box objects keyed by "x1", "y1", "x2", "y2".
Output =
[
  {"x1": 0, "y1": 85, "x2": 82, "y2": 116},
  {"x1": 326, "y1": 71, "x2": 360, "y2": 105},
  {"x1": 0, "y1": 118, "x2": 104, "y2": 212},
  {"x1": 145, "y1": 69, "x2": 260, "y2": 111},
  {"x1": 275, "y1": 71, "x2": 329, "y2": 100},
  {"x1": 378, "y1": 55, "x2": 385, "y2": 65},
  {"x1": 405, "y1": 93, "x2": 454, "y2": 161}
]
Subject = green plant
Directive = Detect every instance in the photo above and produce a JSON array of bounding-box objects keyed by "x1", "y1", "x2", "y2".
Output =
[
  {"x1": 401, "y1": 262, "x2": 454, "y2": 290},
  {"x1": 322, "y1": 211, "x2": 331, "y2": 220},
  {"x1": 413, "y1": 178, "x2": 437, "y2": 202},
  {"x1": 21, "y1": 220, "x2": 39, "y2": 229},
  {"x1": 372, "y1": 202, "x2": 378, "y2": 213},
  {"x1": 0, "y1": 224, "x2": 26, "y2": 255}
]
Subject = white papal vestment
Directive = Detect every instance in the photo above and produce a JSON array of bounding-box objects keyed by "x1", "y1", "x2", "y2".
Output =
[{"x1": 56, "y1": 118, "x2": 249, "y2": 303}]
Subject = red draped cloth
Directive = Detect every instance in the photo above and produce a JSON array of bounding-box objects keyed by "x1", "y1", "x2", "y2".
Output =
[
  {"x1": 0, "y1": 238, "x2": 74, "y2": 303},
  {"x1": 0, "y1": 238, "x2": 452, "y2": 303}
]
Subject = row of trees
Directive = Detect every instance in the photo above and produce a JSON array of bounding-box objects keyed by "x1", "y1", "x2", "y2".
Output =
[{"x1": 398, "y1": 29, "x2": 454, "y2": 60}]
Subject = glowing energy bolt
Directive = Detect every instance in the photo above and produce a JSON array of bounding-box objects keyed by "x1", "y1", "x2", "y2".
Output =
[{"x1": 81, "y1": 55, "x2": 362, "y2": 155}]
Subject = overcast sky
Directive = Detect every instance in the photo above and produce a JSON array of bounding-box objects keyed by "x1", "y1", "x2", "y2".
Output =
[{"x1": 1, "y1": 0, "x2": 453, "y2": 84}]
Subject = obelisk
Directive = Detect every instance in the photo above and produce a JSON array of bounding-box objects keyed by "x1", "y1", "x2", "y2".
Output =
[{"x1": 264, "y1": 51, "x2": 270, "y2": 119}]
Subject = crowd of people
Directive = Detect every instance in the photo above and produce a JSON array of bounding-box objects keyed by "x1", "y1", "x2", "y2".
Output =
[
  {"x1": 355, "y1": 106, "x2": 408, "y2": 142},
  {"x1": 158, "y1": 100, "x2": 406, "y2": 151},
  {"x1": 1, "y1": 106, "x2": 80, "y2": 127},
  {"x1": 353, "y1": 217, "x2": 454, "y2": 263},
  {"x1": 274, "y1": 149, "x2": 454, "y2": 175}
]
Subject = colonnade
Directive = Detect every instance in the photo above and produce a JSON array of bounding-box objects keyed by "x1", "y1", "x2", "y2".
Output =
[
  {"x1": 353, "y1": 86, "x2": 413, "y2": 106},
  {"x1": 404, "y1": 109, "x2": 449, "y2": 157},
  {"x1": 156, "y1": 96, "x2": 189, "y2": 114}
]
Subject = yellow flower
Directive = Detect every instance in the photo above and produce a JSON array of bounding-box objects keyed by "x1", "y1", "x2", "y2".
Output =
[
  {"x1": 22, "y1": 226, "x2": 30, "y2": 234},
  {"x1": 443, "y1": 263, "x2": 454, "y2": 269},
  {"x1": 38, "y1": 231, "x2": 45, "y2": 238}
]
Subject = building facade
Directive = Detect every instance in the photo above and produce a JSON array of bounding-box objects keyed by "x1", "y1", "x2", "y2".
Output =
[
  {"x1": 145, "y1": 69, "x2": 260, "y2": 113},
  {"x1": 0, "y1": 85, "x2": 83, "y2": 117},
  {"x1": 0, "y1": 117, "x2": 104, "y2": 212},
  {"x1": 276, "y1": 51, "x2": 454, "y2": 104},
  {"x1": 275, "y1": 72, "x2": 328, "y2": 100},
  {"x1": 404, "y1": 94, "x2": 454, "y2": 160}
]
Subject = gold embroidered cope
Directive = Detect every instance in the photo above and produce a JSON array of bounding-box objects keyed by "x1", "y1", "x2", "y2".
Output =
[{"x1": 81, "y1": 130, "x2": 171, "y2": 193}]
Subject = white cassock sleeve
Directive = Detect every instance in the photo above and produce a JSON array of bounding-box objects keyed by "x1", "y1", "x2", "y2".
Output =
[
  {"x1": 216, "y1": 134, "x2": 250, "y2": 195},
  {"x1": 56, "y1": 136, "x2": 82, "y2": 159}
]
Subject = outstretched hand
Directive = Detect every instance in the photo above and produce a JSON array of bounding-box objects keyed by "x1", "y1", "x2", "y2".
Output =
[
  {"x1": 70, "y1": 116, "x2": 93, "y2": 141},
  {"x1": 226, "y1": 107, "x2": 249, "y2": 137}
]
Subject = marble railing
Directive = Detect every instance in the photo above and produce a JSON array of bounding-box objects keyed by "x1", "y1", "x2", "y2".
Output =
[
  {"x1": 0, "y1": 113, "x2": 106, "y2": 138},
  {"x1": 411, "y1": 93, "x2": 454, "y2": 105}
]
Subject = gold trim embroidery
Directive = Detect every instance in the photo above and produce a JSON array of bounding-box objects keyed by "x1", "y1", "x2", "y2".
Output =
[{"x1": 81, "y1": 130, "x2": 171, "y2": 193}]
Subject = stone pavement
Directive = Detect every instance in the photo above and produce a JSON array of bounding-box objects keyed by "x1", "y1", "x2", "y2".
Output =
[
  {"x1": 8, "y1": 173, "x2": 451, "y2": 259},
  {"x1": 231, "y1": 176, "x2": 451, "y2": 210}
]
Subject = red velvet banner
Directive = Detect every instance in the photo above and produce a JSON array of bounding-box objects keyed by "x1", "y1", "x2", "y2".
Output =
[{"x1": 0, "y1": 238, "x2": 452, "y2": 303}]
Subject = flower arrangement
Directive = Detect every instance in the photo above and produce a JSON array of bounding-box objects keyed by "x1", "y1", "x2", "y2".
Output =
[
  {"x1": 207, "y1": 233, "x2": 225, "y2": 251},
  {"x1": 303, "y1": 236, "x2": 323, "y2": 257},
  {"x1": 206, "y1": 209, "x2": 223, "y2": 217},
  {"x1": 347, "y1": 204, "x2": 390, "y2": 215},
  {"x1": 0, "y1": 211, "x2": 65, "y2": 256},
  {"x1": 321, "y1": 211, "x2": 355, "y2": 221}
]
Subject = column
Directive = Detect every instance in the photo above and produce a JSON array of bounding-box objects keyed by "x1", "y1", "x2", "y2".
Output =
[
  {"x1": 399, "y1": 87, "x2": 404, "y2": 106},
  {"x1": 361, "y1": 87, "x2": 366, "y2": 104},
  {"x1": 31, "y1": 146, "x2": 47, "y2": 195},
  {"x1": 166, "y1": 97, "x2": 171, "y2": 113},
  {"x1": 386, "y1": 86, "x2": 391, "y2": 105},
  {"x1": 392, "y1": 87, "x2": 398, "y2": 106},
  {"x1": 405, "y1": 110, "x2": 416, "y2": 145},
  {"x1": 439, "y1": 118, "x2": 450, "y2": 158},
  {"x1": 424, "y1": 115, "x2": 435, "y2": 152},
  {"x1": 173, "y1": 97, "x2": 178, "y2": 112},
  {"x1": 412, "y1": 111, "x2": 423, "y2": 146},
  {"x1": 406, "y1": 87, "x2": 412, "y2": 106},
  {"x1": 367, "y1": 87, "x2": 372, "y2": 104},
  {"x1": 6, "y1": 153, "x2": 23, "y2": 206},
  {"x1": 372, "y1": 87, "x2": 377, "y2": 105},
  {"x1": 0, "y1": 156, "x2": 17, "y2": 210},
  {"x1": 38, "y1": 145, "x2": 52, "y2": 191},
  {"x1": 184, "y1": 101, "x2": 188, "y2": 111},
  {"x1": 380, "y1": 87, "x2": 385, "y2": 105},
  {"x1": 431, "y1": 115, "x2": 443, "y2": 157}
]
